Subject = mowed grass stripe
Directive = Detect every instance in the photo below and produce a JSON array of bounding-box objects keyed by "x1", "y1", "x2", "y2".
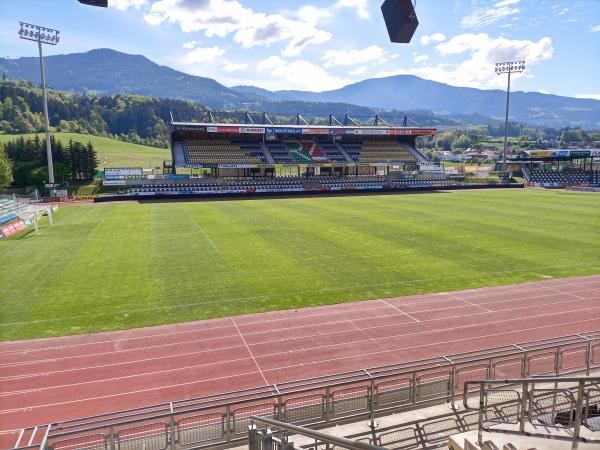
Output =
[{"x1": 0, "y1": 189, "x2": 599, "y2": 340}]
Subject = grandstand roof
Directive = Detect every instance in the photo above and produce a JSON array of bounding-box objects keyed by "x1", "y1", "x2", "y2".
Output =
[{"x1": 171, "y1": 121, "x2": 436, "y2": 137}]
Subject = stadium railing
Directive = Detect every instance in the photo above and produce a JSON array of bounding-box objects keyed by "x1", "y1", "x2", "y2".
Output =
[
  {"x1": 13, "y1": 331, "x2": 600, "y2": 450},
  {"x1": 247, "y1": 416, "x2": 386, "y2": 450},
  {"x1": 462, "y1": 376, "x2": 600, "y2": 448}
]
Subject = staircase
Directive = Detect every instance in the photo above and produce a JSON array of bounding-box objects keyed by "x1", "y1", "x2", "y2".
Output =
[
  {"x1": 260, "y1": 142, "x2": 276, "y2": 164},
  {"x1": 334, "y1": 141, "x2": 355, "y2": 162},
  {"x1": 406, "y1": 144, "x2": 428, "y2": 163}
]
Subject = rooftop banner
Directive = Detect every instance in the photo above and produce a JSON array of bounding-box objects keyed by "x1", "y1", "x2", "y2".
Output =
[
  {"x1": 239, "y1": 127, "x2": 265, "y2": 134},
  {"x1": 302, "y1": 128, "x2": 329, "y2": 135},
  {"x1": 265, "y1": 127, "x2": 302, "y2": 135}
]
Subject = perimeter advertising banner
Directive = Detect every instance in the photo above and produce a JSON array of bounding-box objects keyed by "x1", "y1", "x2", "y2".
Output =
[
  {"x1": 202, "y1": 125, "x2": 436, "y2": 136},
  {"x1": 105, "y1": 167, "x2": 144, "y2": 178},
  {"x1": 0, "y1": 220, "x2": 26, "y2": 239}
]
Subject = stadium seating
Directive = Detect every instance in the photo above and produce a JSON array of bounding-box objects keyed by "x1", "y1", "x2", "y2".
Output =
[
  {"x1": 301, "y1": 140, "x2": 347, "y2": 163},
  {"x1": 338, "y1": 140, "x2": 417, "y2": 163},
  {"x1": 182, "y1": 139, "x2": 267, "y2": 165},
  {"x1": 526, "y1": 168, "x2": 600, "y2": 186},
  {"x1": 267, "y1": 141, "x2": 313, "y2": 164}
]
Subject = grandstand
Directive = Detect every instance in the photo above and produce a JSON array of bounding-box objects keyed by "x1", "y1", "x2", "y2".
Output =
[{"x1": 171, "y1": 121, "x2": 430, "y2": 173}]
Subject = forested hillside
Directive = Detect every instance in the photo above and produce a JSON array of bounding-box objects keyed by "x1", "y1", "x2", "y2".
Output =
[{"x1": 0, "y1": 80, "x2": 209, "y2": 148}]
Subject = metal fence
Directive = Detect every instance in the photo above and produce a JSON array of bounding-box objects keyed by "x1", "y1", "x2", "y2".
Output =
[
  {"x1": 248, "y1": 416, "x2": 385, "y2": 450},
  {"x1": 13, "y1": 331, "x2": 600, "y2": 450},
  {"x1": 462, "y1": 377, "x2": 600, "y2": 449}
]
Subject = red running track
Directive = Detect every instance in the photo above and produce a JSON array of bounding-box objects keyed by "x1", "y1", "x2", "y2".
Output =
[{"x1": 1, "y1": 275, "x2": 599, "y2": 447}]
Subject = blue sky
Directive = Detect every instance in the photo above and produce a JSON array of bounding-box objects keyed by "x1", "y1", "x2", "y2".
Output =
[{"x1": 1, "y1": 0, "x2": 599, "y2": 98}]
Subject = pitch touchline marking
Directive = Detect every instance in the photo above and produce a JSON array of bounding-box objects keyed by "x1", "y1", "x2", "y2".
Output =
[
  {"x1": 2, "y1": 296, "x2": 597, "y2": 369},
  {"x1": 1, "y1": 316, "x2": 597, "y2": 415},
  {"x1": 2, "y1": 268, "x2": 596, "y2": 328},
  {"x1": 230, "y1": 318, "x2": 269, "y2": 387},
  {"x1": 2, "y1": 294, "x2": 596, "y2": 374},
  {"x1": 378, "y1": 299, "x2": 421, "y2": 322},
  {"x1": 182, "y1": 207, "x2": 219, "y2": 252},
  {"x1": 1, "y1": 271, "x2": 595, "y2": 331},
  {"x1": 4, "y1": 305, "x2": 598, "y2": 394}
]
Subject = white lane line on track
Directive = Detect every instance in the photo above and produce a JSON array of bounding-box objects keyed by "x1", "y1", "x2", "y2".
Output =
[
  {"x1": 3, "y1": 296, "x2": 597, "y2": 372},
  {"x1": 2, "y1": 316, "x2": 598, "y2": 415},
  {"x1": 446, "y1": 293, "x2": 493, "y2": 313},
  {"x1": 230, "y1": 318, "x2": 269, "y2": 387},
  {"x1": 379, "y1": 299, "x2": 421, "y2": 322},
  {"x1": 0, "y1": 369, "x2": 264, "y2": 415},
  {"x1": 2, "y1": 271, "x2": 597, "y2": 330},
  {"x1": 4, "y1": 305, "x2": 599, "y2": 396},
  {"x1": 0, "y1": 352, "x2": 257, "y2": 396}
]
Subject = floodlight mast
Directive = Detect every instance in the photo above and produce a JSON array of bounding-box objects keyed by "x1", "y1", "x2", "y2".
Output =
[
  {"x1": 18, "y1": 22, "x2": 60, "y2": 187},
  {"x1": 495, "y1": 60, "x2": 525, "y2": 173}
]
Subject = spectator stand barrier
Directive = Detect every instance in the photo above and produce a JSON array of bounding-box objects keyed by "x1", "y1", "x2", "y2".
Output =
[
  {"x1": 462, "y1": 377, "x2": 600, "y2": 449},
  {"x1": 13, "y1": 331, "x2": 600, "y2": 450}
]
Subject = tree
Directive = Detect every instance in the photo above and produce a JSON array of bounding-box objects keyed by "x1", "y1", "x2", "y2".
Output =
[{"x1": 0, "y1": 143, "x2": 13, "y2": 190}]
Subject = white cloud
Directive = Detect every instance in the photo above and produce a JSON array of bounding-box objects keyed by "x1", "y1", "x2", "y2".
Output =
[
  {"x1": 414, "y1": 54, "x2": 429, "y2": 64},
  {"x1": 335, "y1": 0, "x2": 370, "y2": 19},
  {"x1": 575, "y1": 94, "x2": 600, "y2": 101},
  {"x1": 376, "y1": 34, "x2": 553, "y2": 90},
  {"x1": 461, "y1": 0, "x2": 520, "y2": 28},
  {"x1": 182, "y1": 40, "x2": 198, "y2": 49},
  {"x1": 183, "y1": 46, "x2": 226, "y2": 64},
  {"x1": 420, "y1": 33, "x2": 446, "y2": 45},
  {"x1": 222, "y1": 60, "x2": 247, "y2": 72},
  {"x1": 591, "y1": 25, "x2": 600, "y2": 32},
  {"x1": 143, "y1": 0, "x2": 331, "y2": 57},
  {"x1": 256, "y1": 56, "x2": 350, "y2": 91},
  {"x1": 348, "y1": 66, "x2": 368, "y2": 76},
  {"x1": 298, "y1": 5, "x2": 334, "y2": 25},
  {"x1": 322, "y1": 45, "x2": 387, "y2": 67},
  {"x1": 110, "y1": 0, "x2": 146, "y2": 10}
]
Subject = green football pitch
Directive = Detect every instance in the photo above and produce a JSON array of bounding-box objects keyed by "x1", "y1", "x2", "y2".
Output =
[{"x1": 1, "y1": 189, "x2": 599, "y2": 341}]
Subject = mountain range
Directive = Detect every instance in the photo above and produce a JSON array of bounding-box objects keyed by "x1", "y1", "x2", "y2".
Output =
[{"x1": 1, "y1": 48, "x2": 598, "y2": 129}]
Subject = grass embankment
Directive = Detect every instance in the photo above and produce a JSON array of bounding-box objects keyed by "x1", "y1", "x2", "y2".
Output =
[{"x1": 0, "y1": 132, "x2": 166, "y2": 168}]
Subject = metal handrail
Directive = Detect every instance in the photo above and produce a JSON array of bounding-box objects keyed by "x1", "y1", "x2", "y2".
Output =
[
  {"x1": 249, "y1": 416, "x2": 386, "y2": 450},
  {"x1": 462, "y1": 376, "x2": 600, "y2": 410},
  {"x1": 462, "y1": 376, "x2": 600, "y2": 450}
]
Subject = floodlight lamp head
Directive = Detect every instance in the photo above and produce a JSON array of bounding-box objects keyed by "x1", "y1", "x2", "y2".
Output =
[
  {"x1": 18, "y1": 22, "x2": 60, "y2": 45},
  {"x1": 495, "y1": 60, "x2": 526, "y2": 75}
]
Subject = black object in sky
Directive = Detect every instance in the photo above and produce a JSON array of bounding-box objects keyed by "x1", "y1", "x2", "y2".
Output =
[
  {"x1": 381, "y1": 0, "x2": 419, "y2": 43},
  {"x1": 79, "y1": 0, "x2": 108, "y2": 7}
]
